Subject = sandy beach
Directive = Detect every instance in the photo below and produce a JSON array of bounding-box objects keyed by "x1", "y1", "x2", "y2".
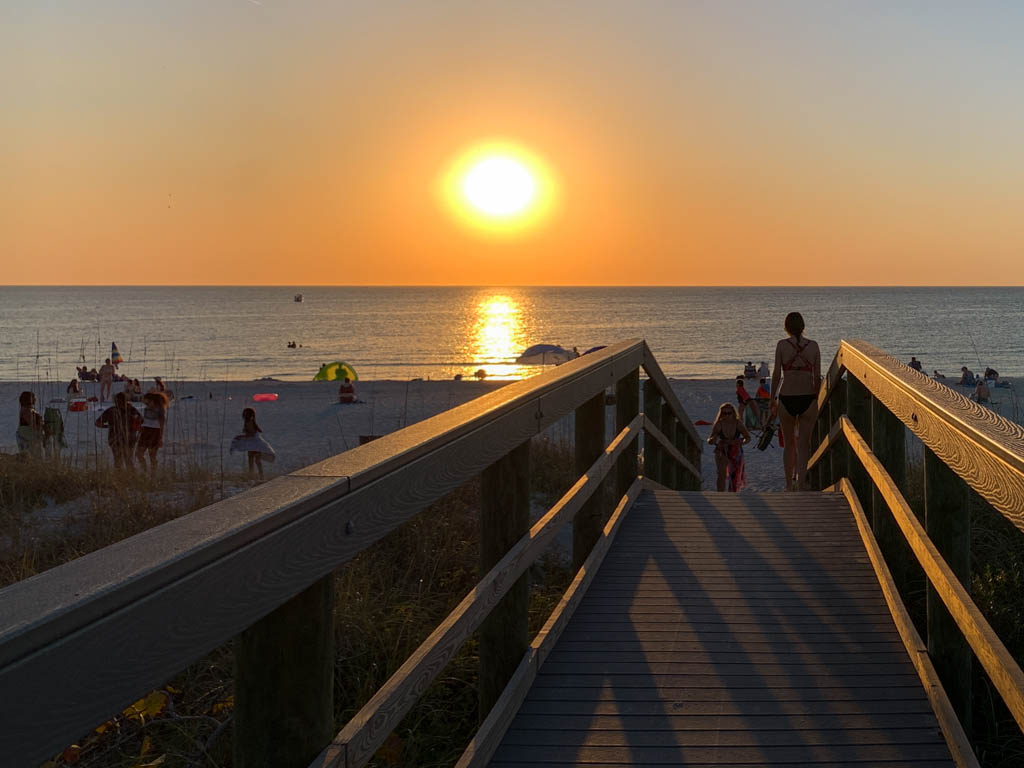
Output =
[{"x1": 1, "y1": 376, "x2": 788, "y2": 492}]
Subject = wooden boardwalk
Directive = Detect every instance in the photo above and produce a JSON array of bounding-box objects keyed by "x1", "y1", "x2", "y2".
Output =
[{"x1": 489, "y1": 489, "x2": 955, "y2": 767}]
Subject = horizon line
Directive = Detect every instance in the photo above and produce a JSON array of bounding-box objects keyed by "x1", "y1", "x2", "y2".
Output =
[{"x1": 2, "y1": 284, "x2": 1023, "y2": 289}]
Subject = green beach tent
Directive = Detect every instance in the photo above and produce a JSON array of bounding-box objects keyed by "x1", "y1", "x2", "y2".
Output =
[{"x1": 314, "y1": 361, "x2": 359, "y2": 382}]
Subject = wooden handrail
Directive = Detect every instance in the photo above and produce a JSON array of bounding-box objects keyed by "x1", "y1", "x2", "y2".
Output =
[
  {"x1": 840, "y1": 415, "x2": 1024, "y2": 732},
  {"x1": 641, "y1": 340, "x2": 702, "y2": 448},
  {"x1": 454, "y1": 477, "x2": 645, "y2": 768},
  {"x1": 837, "y1": 339, "x2": 1024, "y2": 531},
  {"x1": 829, "y1": 477, "x2": 978, "y2": 768},
  {"x1": 314, "y1": 416, "x2": 643, "y2": 768},
  {"x1": 643, "y1": 415, "x2": 700, "y2": 481},
  {"x1": 0, "y1": 340, "x2": 650, "y2": 766}
]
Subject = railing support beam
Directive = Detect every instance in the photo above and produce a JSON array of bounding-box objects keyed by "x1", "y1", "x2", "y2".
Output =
[
  {"x1": 871, "y1": 394, "x2": 908, "y2": 594},
  {"x1": 574, "y1": 393, "x2": 607, "y2": 570},
  {"x1": 615, "y1": 368, "x2": 640, "y2": 501},
  {"x1": 660, "y1": 403, "x2": 677, "y2": 490},
  {"x1": 234, "y1": 575, "x2": 335, "y2": 768},
  {"x1": 847, "y1": 375, "x2": 872, "y2": 510},
  {"x1": 925, "y1": 445, "x2": 972, "y2": 728},
  {"x1": 479, "y1": 440, "x2": 531, "y2": 717},
  {"x1": 642, "y1": 380, "x2": 662, "y2": 484}
]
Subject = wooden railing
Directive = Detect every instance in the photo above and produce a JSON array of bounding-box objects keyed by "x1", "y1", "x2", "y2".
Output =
[
  {"x1": 0, "y1": 339, "x2": 700, "y2": 768},
  {"x1": 808, "y1": 339, "x2": 1024, "y2": 757}
]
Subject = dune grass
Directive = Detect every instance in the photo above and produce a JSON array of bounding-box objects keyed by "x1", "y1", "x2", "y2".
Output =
[{"x1": 2, "y1": 436, "x2": 577, "y2": 767}]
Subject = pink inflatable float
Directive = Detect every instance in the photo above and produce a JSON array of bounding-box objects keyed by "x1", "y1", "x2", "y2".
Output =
[{"x1": 252, "y1": 393, "x2": 279, "y2": 402}]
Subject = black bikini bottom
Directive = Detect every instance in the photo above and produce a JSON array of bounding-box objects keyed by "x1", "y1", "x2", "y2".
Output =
[{"x1": 779, "y1": 394, "x2": 816, "y2": 417}]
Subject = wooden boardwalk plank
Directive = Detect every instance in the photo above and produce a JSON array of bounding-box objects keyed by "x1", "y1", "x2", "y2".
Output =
[{"x1": 487, "y1": 490, "x2": 956, "y2": 767}]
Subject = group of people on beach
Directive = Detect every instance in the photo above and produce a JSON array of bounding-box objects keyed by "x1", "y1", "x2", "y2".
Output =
[
  {"x1": 16, "y1": 386, "x2": 168, "y2": 475},
  {"x1": 707, "y1": 312, "x2": 821, "y2": 494},
  {"x1": 909, "y1": 357, "x2": 1006, "y2": 404}
]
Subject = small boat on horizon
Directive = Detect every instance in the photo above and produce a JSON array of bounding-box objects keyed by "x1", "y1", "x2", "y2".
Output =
[{"x1": 294, "y1": 293, "x2": 304, "y2": 302}]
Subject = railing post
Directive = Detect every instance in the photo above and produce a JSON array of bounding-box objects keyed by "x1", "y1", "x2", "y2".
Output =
[
  {"x1": 643, "y1": 380, "x2": 662, "y2": 484},
  {"x1": 660, "y1": 403, "x2": 677, "y2": 490},
  {"x1": 829, "y1": 378, "x2": 848, "y2": 483},
  {"x1": 924, "y1": 445, "x2": 972, "y2": 727},
  {"x1": 814, "y1": 404, "x2": 830, "y2": 490},
  {"x1": 846, "y1": 375, "x2": 872, "y2": 510},
  {"x1": 234, "y1": 575, "x2": 335, "y2": 768},
  {"x1": 573, "y1": 392, "x2": 607, "y2": 571},
  {"x1": 871, "y1": 395, "x2": 908, "y2": 592},
  {"x1": 615, "y1": 368, "x2": 640, "y2": 501},
  {"x1": 674, "y1": 425, "x2": 692, "y2": 491},
  {"x1": 479, "y1": 439, "x2": 530, "y2": 716}
]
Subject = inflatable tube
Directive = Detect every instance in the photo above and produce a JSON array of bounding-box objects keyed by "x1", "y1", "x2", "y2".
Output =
[{"x1": 252, "y1": 393, "x2": 279, "y2": 402}]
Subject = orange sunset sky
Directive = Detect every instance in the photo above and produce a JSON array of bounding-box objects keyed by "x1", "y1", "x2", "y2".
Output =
[{"x1": 4, "y1": 1, "x2": 1024, "y2": 286}]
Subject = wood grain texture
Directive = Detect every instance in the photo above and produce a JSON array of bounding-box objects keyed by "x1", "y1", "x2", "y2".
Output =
[
  {"x1": 487, "y1": 489, "x2": 954, "y2": 767},
  {"x1": 834, "y1": 477, "x2": 978, "y2": 768},
  {"x1": 840, "y1": 340, "x2": 1024, "y2": 532},
  {"x1": 312, "y1": 419, "x2": 642, "y2": 768},
  {"x1": 925, "y1": 444, "x2": 972, "y2": 725},
  {"x1": 842, "y1": 415, "x2": 1024, "y2": 733},
  {"x1": 456, "y1": 478, "x2": 643, "y2": 768},
  {"x1": 0, "y1": 343, "x2": 651, "y2": 766}
]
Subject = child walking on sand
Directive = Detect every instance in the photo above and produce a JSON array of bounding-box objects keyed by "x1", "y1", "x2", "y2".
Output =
[
  {"x1": 136, "y1": 391, "x2": 169, "y2": 477},
  {"x1": 230, "y1": 407, "x2": 276, "y2": 481}
]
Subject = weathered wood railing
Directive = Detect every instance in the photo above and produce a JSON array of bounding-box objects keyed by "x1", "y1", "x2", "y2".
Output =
[
  {"x1": 808, "y1": 339, "x2": 1024, "y2": 758},
  {"x1": 0, "y1": 339, "x2": 700, "y2": 768}
]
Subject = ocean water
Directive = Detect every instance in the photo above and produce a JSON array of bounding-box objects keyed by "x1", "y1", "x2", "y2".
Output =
[{"x1": 0, "y1": 286, "x2": 1021, "y2": 383}]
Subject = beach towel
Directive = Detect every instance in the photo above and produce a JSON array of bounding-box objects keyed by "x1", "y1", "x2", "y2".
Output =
[
  {"x1": 230, "y1": 433, "x2": 277, "y2": 462},
  {"x1": 724, "y1": 442, "x2": 745, "y2": 491}
]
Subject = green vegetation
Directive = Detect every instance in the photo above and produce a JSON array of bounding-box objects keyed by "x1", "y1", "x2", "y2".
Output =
[{"x1": 1, "y1": 437, "x2": 576, "y2": 767}]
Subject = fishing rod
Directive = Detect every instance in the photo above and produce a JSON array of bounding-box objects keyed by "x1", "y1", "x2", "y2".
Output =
[{"x1": 965, "y1": 326, "x2": 984, "y2": 370}]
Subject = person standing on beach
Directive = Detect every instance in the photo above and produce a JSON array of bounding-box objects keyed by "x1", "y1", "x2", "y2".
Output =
[
  {"x1": 98, "y1": 358, "x2": 116, "y2": 402},
  {"x1": 770, "y1": 312, "x2": 821, "y2": 491},
  {"x1": 16, "y1": 391, "x2": 45, "y2": 457},
  {"x1": 230, "y1": 407, "x2": 276, "y2": 481},
  {"x1": 707, "y1": 403, "x2": 751, "y2": 492},
  {"x1": 96, "y1": 392, "x2": 142, "y2": 469},
  {"x1": 136, "y1": 391, "x2": 168, "y2": 477}
]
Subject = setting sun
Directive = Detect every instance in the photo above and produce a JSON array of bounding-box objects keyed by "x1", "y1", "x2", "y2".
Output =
[
  {"x1": 463, "y1": 156, "x2": 536, "y2": 216},
  {"x1": 440, "y1": 141, "x2": 558, "y2": 236}
]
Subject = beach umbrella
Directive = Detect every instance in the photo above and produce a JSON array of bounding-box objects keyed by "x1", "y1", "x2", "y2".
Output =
[
  {"x1": 111, "y1": 342, "x2": 123, "y2": 366},
  {"x1": 515, "y1": 344, "x2": 573, "y2": 365},
  {"x1": 314, "y1": 361, "x2": 359, "y2": 382}
]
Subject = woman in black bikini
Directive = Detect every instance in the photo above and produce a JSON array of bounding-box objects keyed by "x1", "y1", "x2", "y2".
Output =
[{"x1": 770, "y1": 312, "x2": 821, "y2": 491}]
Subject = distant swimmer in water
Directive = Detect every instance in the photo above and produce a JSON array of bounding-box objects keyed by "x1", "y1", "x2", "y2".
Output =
[
  {"x1": 908, "y1": 356, "x2": 922, "y2": 372},
  {"x1": 771, "y1": 312, "x2": 821, "y2": 491}
]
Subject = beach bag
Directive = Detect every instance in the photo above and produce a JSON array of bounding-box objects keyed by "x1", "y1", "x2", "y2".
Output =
[{"x1": 756, "y1": 420, "x2": 776, "y2": 451}]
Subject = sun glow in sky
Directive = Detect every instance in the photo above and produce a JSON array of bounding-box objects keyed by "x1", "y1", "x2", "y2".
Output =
[
  {"x1": 441, "y1": 142, "x2": 557, "y2": 236},
  {"x1": 6, "y1": 1, "x2": 1024, "y2": 285}
]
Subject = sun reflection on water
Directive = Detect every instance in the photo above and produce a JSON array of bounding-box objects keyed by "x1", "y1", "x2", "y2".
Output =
[{"x1": 469, "y1": 294, "x2": 529, "y2": 379}]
